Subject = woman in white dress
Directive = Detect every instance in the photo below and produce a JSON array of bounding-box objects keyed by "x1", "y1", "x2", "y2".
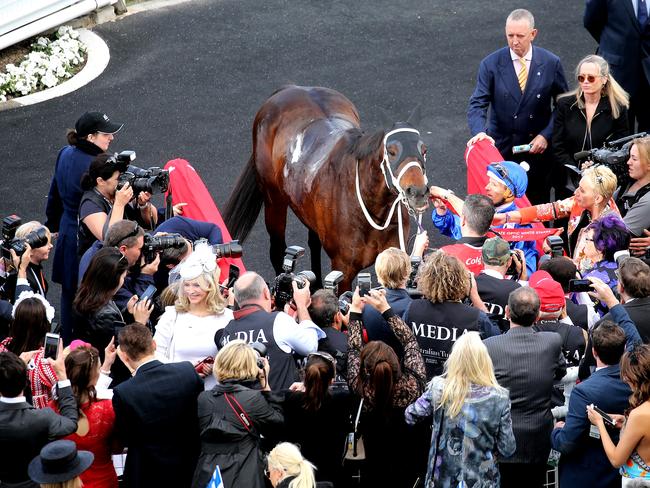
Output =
[{"x1": 154, "y1": 243, "x2": 233, "y2": 389}]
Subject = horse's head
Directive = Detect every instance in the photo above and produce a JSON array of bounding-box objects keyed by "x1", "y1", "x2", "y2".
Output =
[{"x1": 381, "y1": 123, "x2": 429, "y2": 213}]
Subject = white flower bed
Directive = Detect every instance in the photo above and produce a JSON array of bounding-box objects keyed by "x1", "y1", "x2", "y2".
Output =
[{"x1": 0, "y1": 26, "x2": 86, "y2": 102}]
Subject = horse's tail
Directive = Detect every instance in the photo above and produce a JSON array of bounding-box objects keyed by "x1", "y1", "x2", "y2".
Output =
[{"x1": 223, "y1": 154, "x2": 263, "y2": 242}]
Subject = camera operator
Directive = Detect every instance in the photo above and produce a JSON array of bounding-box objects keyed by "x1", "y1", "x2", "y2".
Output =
[
  {"x1": 2, "y1": 221, "x2": 52, "y2": 300},
  {"x1": 78, "y1": 220, "x2": 160, "y2": 313},
  {"x1": 439, "y1": 194, "x2": 495, "y2": 275},
  {"x1": 217, "y1": 272, "x2": 325, "y2": 391},
  {"x1": 308, "y1": 289, "x2": 348, "y2": 380},
  {"x1": 0, "y1": 247, "x2": 36, "y2": 339},
  {"x1": 361, "y1": 247, "x2": 413, "y2": 359},
  {"x1": 475, "y1": 237, "x2": 524, "y2": 332}
]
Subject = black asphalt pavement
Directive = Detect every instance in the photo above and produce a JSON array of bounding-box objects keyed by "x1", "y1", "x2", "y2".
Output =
[{"x1": 0, "y1": 0, "x2": 595, "y2": 299}]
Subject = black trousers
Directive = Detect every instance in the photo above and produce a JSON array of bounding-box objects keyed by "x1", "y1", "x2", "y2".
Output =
[{"x1": 499, "y1": 462, "x2": 548, "y2": 488}]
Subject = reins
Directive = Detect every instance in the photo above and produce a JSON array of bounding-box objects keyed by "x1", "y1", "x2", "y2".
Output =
[{"x1": 355, "y1": 127, "x2": 427, "y2": 252}]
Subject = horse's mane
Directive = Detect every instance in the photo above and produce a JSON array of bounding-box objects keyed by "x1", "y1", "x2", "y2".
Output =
[{"x1": 345, "y1": 128, "x2": 385, "y2": 161}]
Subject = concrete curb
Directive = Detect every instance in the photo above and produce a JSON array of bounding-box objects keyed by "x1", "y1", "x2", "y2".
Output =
[{"x1": 0, "y1": 28, "x2": 110, "y2": 112}]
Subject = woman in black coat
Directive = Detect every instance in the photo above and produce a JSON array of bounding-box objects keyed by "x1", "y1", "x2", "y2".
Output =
[
  {"x1": 72, "y1": 247, "x2": 151, "y2": 385},
  {"x1": 282, "y1": 352, "x2": 352, "y2": 487},
  {"x1": 192, "y1": 340, "x2": 284, "y2": 488},
  {"x1": 552, "y1": 54, "x2": 629, "y2": 197}
]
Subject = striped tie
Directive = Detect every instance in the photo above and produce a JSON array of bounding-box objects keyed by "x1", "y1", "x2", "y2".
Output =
[{"x1": 517, "y1": 57, "x2": 528, "y2": 92}]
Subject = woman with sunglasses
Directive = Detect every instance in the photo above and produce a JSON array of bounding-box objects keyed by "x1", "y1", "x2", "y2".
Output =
[
  {"x1": 587, "y1": 344, "x2": 650, "y2": 486},
  {"x1": 73, "y1": 247, "x2": 152, "y2": 386},
  {"x1": 282, "y1": 351, "x2": 352, "y2": 486},
  {"x1": 551, "y1": 55, "x2": 629, "y2": 199},
  {"x1": 45, "y1": 112, "x2": 123, "y2": 344},
  {"x1": 495, "y1": 165, "x2": 620, "y2": 273},
  {"x1": 153, "y1": 243, "x2": 233, "y2": 390}
]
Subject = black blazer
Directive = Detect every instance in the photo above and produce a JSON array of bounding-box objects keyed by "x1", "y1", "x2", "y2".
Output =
[
  {"x1": 0, "y1": 384, "x2": 78, "y2": 485},
  {"x1": 484, "y1": 327, "x2": 566, "y2": 464},
  {"x1": 552, "y1": 95, "x2": 629, "y2": 168},
  {"x1": 112, "y1": 360, "x2": 204, "y2": 488},
  {"x1": 584, "y1": 0, "x2": 650, "y2": 98}
]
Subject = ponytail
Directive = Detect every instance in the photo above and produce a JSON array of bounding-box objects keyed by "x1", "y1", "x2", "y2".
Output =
[
  {"x1": 359, "y1": 341, "x2": 400, "y2": 412},
  {"x1": 371, "y1": 360, "x2": 394, "y2": 413},
  {"x1": 67, "y1": 128, "x2": 79, "y2": 146},
  {"x1": 303, "y1": 356, "x2": 334, "y2": 412},
  {"x1": 289, "y1": 458, "x2": 317, "y2": 488}
]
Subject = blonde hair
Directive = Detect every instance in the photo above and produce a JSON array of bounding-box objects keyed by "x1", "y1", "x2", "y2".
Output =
[
  {"x1": 438, "y1": 332, "x2": 505, "y2": 418},
  {"x1": 15, "y1": 221, "x2": 51, "y2": 240},
  {"x1": 159, "y1": 281, "x2": 180, "y2": 308},
  {"x1": 267, "y1": 442, "x2": 316, "y2": 488},
  {"x1": 418, "y1": 251, "x2": 469, "y2": 303},
  {"x1": 375, "y1": 247, "x2": 410, "y2": 288},
  {"x1": 214, "y1": 340, "x2": 259, "y2": 382},
  {"x1": 632, "y1": 137, "x2": 650, "y2": 173},
  {"x1": 41, "y1": 478, "x2": 83, "y2": 488},
  {"x1": 581, "y1": 165, "x2": 617, "y2": 202},
  {"x1": 559, "y1": 55, "x2": 629, "y2": 119},
  {"x1": 175, "y1": 268, "x2": 226, "y2": 314}
]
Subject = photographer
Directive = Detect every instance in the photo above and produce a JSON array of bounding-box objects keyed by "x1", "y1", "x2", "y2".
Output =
[
  {"x1": 620, "y1": 137, "x2": 650, "y2": 256},
  {"x1": 0, "y1": 248, "x2": 33, "y2": 338},
  {"x1": 2, "y1": 221, "x2": 52, "y2": 300},
  {"x1": 308, "y1": 289, "x2": 348, "y2": 380},
  {"x1": 475, "y1": 237, "x2": 524, "y2": 332},
  {"x1": 78, "y1": 220, "x2": 161, "y2": 313},
  {"x1": 77, "y1": 154, "x2": 142, "y2": 257},
  {"x1": 45, "y1": 111, "x2": 123, "y2": 344},
  {"x1": 217, "y1": 272, "x2": 324, "y2": 391}
]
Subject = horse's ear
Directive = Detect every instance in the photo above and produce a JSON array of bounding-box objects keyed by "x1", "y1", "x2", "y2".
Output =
[
  {"x1": 348, "y1": 129, "x2": 385, "y2": 161},
  {"x1": 376, "y1": 107, "x2": 394, "y2": 130},
  {"x1": 406, "y1": 104, "x2": 422, "y2": 127}
]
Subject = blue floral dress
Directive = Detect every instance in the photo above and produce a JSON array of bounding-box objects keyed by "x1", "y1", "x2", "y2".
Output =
[{"x1": 405, "y1": 377, "x2": 516, "y2": 488}]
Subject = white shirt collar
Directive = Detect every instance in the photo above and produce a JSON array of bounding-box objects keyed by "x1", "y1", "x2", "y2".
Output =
[
  {"x1": 625, "y1": 297, "x2": 637, "y2": 304},
  {"x1": 0, "y1": 396, "x2": 26, "y2": 404},
  {"x1": 481, "y1": 268, "x2": 505, "y2": 279},
  {"x1": 510, "y1": 45, "x2": 533, "y2": 61}
]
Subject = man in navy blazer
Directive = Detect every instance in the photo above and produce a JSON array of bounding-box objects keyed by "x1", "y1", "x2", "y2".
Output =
[
  {"x1": 467, "y1": 9, "x2": 568, "y2": 204},
  {"x1": 584, "y1": 0, "x2": 650, "y2": 131},
  {"x1": 113, "y1": 323, "x2": 204, "y2": 488},
  {"x1": 551, "y1": 320, "x2": 633, "y2": 488}
]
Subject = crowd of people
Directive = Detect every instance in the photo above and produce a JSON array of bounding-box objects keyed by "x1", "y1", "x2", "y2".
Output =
[{"x1": 1, "y1": 4, "x2": 650, "y2": 488}]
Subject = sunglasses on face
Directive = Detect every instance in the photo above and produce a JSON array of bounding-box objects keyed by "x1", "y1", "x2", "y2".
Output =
[{"x1": 577, "y1": 74, "x2": 599, "y2": 83}]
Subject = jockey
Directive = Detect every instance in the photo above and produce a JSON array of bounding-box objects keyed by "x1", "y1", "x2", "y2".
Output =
[{"x1": 430, "y1": 161, "x2": 538, "y2": 276}]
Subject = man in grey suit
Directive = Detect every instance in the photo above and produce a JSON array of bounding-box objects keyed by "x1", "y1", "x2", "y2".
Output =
[
  {"x1": 0, "y1": 350, "x2": 78, "y2": 488},
  {"x1": 484, "y1": 287, "x2": 566, "y2": 488}
]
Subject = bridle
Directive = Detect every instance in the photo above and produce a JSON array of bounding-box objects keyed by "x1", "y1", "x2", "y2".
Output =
[{"x1": 355, "y1": 127, "x2": 428, "y2": 252}]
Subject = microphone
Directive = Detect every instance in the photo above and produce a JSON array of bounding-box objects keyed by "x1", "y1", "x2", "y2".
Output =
[{"x1": 574, "y1": 150, "x2": 592, "y2": 161}]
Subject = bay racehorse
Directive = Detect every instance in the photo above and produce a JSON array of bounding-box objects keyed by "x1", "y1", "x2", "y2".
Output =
[{"x1": 223, "y1": 85, "x2": 429, "y2": 290}]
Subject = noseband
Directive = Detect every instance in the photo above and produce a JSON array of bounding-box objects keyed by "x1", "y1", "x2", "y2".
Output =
[{"x1": 355, "y1": 127, "x2": 428, "y2": 252}]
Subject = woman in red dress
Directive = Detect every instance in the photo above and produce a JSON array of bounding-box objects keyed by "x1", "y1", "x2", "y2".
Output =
[{"x1": 50, "y1": 344, "x2": 119, "y2": 488}]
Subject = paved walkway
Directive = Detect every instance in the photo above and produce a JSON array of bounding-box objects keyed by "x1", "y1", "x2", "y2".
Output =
[{"x1": 0, "y1": 0, "x2": 594, "y2": 284}]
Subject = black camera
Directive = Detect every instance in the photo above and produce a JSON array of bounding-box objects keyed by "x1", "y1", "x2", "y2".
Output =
[
  {"x1": 0, "y1": 215, "x2": 49, "y2": 260},
  {"x1": 546, "y1": 235, "x2": 564, "y2": 258},
  {"x1": 117, "y1": 154, "x2": 170, "y2": 195},
  {"x1": 570, "y1": 132, "x2": 647, "y2": 189},
  {"x1": 194, "y1": 238, "x2": 244, "y2": 259},
  {"x1": 142, "y1": 233, "x2": 186, "y2": 263},
  {"x1": 273, "y1": 246, "x2": 317, "y2": 310},
  {"x1": 406, "y1": 256, "x2": 421, "y2": 290}
]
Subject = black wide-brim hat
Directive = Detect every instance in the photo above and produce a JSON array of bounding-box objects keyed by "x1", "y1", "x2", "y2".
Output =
[{"x1": 28, "y1": 440, "x2": 94, "y2": 484}]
